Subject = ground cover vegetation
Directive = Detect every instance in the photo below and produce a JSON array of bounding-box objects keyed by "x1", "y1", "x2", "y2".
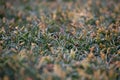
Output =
[{"x1": 0, "y1": 0, "x2": 120, "y2": 80}]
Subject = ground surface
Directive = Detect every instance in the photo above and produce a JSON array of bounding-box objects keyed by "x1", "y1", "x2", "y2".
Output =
[{"x1": 0, "y1": 0, "x2": 120, "y2": 80}]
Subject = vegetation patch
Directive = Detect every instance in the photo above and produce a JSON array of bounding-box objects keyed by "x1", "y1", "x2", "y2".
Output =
[{"x1": 0, "y1": 0, "x2": 120, "y2": 80}]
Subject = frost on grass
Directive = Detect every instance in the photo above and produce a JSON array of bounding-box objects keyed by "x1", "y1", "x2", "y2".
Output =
[{"x1": 0, "y1": 0, "x2": 120, "y2": 80}]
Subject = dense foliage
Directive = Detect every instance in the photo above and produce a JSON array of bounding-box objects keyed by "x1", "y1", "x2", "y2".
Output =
[{"x1": 0, "y1": 0, "x2": 120, "y2": 80}]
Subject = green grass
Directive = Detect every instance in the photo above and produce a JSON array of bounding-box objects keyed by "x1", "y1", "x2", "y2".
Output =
[{"x1": 0, "y1": 0, "x2": 120, "y2": 80}]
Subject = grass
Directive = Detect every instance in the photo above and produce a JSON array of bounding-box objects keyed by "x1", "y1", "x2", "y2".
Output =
[{"x1": 0, "y1": 0, "x2": 120, "y2": 80}]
